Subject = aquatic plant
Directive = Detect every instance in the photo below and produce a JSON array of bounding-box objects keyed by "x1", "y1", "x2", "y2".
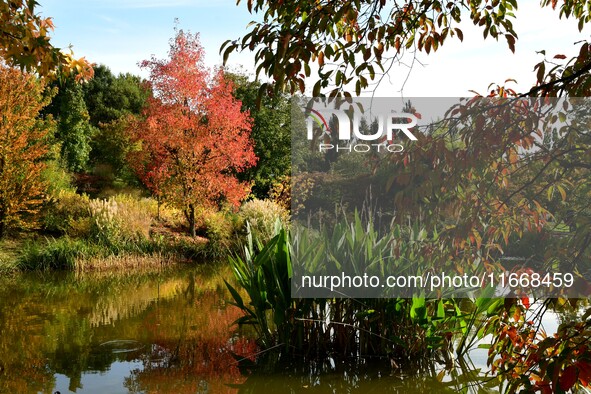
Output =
[{"x1": 225, "y1": 217, "x2": 489, "y2": 366}]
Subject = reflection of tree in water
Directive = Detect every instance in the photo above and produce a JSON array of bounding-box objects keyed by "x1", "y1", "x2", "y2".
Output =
[
  {"x1": 124, "y1": 287, "x2": 257, "y2": 394},
  {"x1": 88, "y1": 277, "x2": 186, "y2": 327},
  {"x1": 0, "y1": 265, "x2": 250, "y2": 393}
]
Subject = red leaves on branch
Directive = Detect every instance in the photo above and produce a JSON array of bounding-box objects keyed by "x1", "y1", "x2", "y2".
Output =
[
  {"x1": 128, "y1": 30, "x2": 256, "y2": 234},
  {"x1": 560, "y1": 365, "x2": 578, "y2": 391}
]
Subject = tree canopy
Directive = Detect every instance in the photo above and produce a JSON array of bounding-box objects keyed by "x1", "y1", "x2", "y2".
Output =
[
  {"x1": 129, "y1": 30, "x2": 257, "y2": 237},
  {"x1": 43, "y1": 78, "x2": 95, "y2": 173},
  {"x1": 0, "y1": 64, "x2": 53, "y2": 237},
  {"x1": 223, "y1": 0, "x2": 591, "y2": 97},
  {"x1": 82, "y1": 65, "x2": 149, "y2": 128}
]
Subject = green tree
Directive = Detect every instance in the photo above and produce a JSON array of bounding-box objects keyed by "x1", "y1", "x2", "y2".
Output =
[
  {"x1": 82, "y1": 64, "x2": 148, "y2": 128},
  {"x1": 229, "y1": 73, "x2": 291, "y2": 198},
  {"x1": 81, "y1": 65, "x2": 149, "y2": 179},
  {"x1": 0, "y1": 65, "x2": 53, "y2": 237},
  {"x1": 45, "y1": 79, "x2": 95, "y2": 173}
]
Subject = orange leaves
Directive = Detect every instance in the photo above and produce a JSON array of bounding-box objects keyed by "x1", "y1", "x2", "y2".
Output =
[
  {"x1": 576, "y1": 361, "x2": 591, "y2": 387},
  {"x1": 0, "y1": 65, "x2": 52, "y2": 236},
  {"x1": 468, "y1": 229, "x2": 482, "y2": 249},
  {"x1": 0, "y1": 1, "x2": 93, "y2": 81},
  {"x1": 488, "y1": 298, "x2": 591, "y2": 394},
  {"x1": 318, "y1": 51, "x2": 325, "y2": 66},
  {"x1": 507, "y1": 148, "x2": 518, "y2": 165}
]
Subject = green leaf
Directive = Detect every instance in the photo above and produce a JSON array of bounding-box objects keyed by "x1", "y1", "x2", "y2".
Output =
[
  {"x1": 225, "y1": 280, "x2": 245, "y2": 310},
  {"x1": 437, "y1": 299, "x2": 445, "y2": 318}
]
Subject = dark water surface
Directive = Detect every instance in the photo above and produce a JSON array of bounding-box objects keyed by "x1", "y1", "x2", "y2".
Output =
[{"x1": 0, "y1": 264, "x2": 562, "y2": 393}]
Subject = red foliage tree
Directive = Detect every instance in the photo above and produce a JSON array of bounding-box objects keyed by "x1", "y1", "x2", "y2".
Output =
[{"x1": 129, "y1": 30, "x2": 257, "y2": 236}]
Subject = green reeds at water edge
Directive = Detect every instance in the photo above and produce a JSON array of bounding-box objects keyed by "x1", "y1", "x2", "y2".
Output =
[{"x1": 225, "y1": 218, "x2": 502, "y2": 366}]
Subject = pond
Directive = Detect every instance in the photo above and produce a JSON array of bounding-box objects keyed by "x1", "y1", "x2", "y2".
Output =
[
  {"x1": 0, "y1": 264, "x2": 564, "y2": 393},
  {"x1": 0, "y1": 264, "x2": 257, "y2": 393}
]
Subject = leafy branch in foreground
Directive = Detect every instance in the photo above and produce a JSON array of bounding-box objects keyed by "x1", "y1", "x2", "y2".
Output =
[
  {"x1": 223, "y1": 0, "x2": 519, "y2": 96},
  {"x1": 224, "y1": 0, "x2": 591, "y2": 98},
  {"x1": 0, "y1": 0, "x2": 94, "y2": 81}
]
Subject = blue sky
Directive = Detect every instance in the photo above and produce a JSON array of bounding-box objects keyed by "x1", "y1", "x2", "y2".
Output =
[
  {"x1": 39, "y1": 1, "x2": 590, "y2": 96},
  {"x1": 39, "y1": 0, "x2": 257, "y2": 77}
]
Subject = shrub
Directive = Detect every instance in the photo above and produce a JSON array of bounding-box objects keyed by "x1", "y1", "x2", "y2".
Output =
[
  {"x1": 89, "y1": 198, "x2": 121, "y2": 245},
  {"x1": 269, "y1": 175, "x2": 291, "y2": 211},
  {"x1": 156, "y1": 201, "x2": 185, "y2": 228},
  {"x1": 42, "y1": 189, "x2": 91, "y2": 237},
  {"x1": 41, "y1": 150, "x2": 74, "y2": 196},
  {"x1": 239, "y1": 199, "x2": 289, "y2": 244},
  {"x1": 88, "y1": 195, "x2": 154, "y2": 247},
  {"x1": 199, "y1": 208, "x2": 238, "y2": 258},
  {"x1": 111, "y1": 194, "x2": 158, "y2": 229}
]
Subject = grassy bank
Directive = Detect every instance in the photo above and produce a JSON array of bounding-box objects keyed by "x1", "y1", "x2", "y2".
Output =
[
  {"x1": 0, "y1": 235, "x2": 205, "y2": 272},
  {"x1": 0, "y1": 191, "x2": 289, "y2": 272},
  {"x1": 0, "y1": 238, "x2": 21, "y2": 273}
]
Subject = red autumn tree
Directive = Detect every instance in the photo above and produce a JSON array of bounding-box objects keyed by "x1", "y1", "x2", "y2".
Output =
[{"x1": 129, "y1": 30, "x2": 257, "y2": 237}]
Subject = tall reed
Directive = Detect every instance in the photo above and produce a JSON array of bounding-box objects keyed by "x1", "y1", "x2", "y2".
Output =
[{"x1": 225, "y1": 217, "x2": 499, "y2": 366}]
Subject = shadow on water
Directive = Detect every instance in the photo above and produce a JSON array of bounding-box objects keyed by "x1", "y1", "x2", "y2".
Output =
[{"x1": 0, "y1": 263, "x2": 573, "y2": 393}]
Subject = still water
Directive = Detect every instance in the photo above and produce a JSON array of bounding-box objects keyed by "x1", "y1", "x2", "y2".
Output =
[
  {"x1": 0, "y1": 265, "x2": 258, "y2": 393},
  {"x1": 0, "y1": 265, "x2": 562, "y2": 393}
]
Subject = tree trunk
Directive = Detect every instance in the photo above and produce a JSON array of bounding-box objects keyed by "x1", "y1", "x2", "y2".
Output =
[
  {"x1": 157, "y1": 195, "x2": 161, "y2": 221},
  {"x1": 0, "y1": 203, "x2": 5, "y2": 239},
  {"x1": 188, "y1": 203, "x2": 196, "y2": 238}
]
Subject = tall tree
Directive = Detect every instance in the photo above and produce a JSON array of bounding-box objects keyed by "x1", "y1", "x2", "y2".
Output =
[
  {"x1": 44, "y1": 78, "x2": 95, "y2": 173},
  {"x1": 129, "y1": 30, "x2": 257, "y2": 237},
  {"x1": 0, "y1": 65, "x2": 53, "y2": 237},
  {"x1": 82, "y1": 65, "x2": 149, "y2": 177},
  {"x1": 228, "y1": 73, "x2": 291, "y2": 198}
]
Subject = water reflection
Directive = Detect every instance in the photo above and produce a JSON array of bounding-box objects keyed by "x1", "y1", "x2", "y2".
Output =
[
  {"x1": 0, "y1": 265, "x2": 255, "y2": 393},
  {"x1": 0, "y1": 266, "x2": 576, "y2": 393}
]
